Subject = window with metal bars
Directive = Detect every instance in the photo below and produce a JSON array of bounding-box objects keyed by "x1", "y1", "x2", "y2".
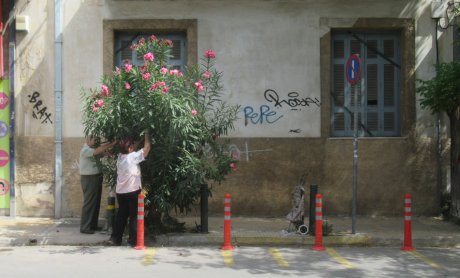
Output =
[
  {"x1": 331, "y1": 32, "x2": 401, "y2": 137},
  {"x1": 114, "y1": 32, "x2": 187, "y2": 71}
]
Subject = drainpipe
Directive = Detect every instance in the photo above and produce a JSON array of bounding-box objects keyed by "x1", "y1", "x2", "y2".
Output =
[
  {"x1": 435, "y1": 18, "x2": 443, "y2": 214},
  {"x1": 54, "y1": 0, "x2": 63, "y2": 218}
]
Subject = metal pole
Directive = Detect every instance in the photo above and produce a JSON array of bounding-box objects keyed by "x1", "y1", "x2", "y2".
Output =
[
  {"x1": 200, "y1": 183, "x2": 208, "y2": 233},
  {"x1": 309, "y1": 184, "x2": 318, "y2": 234},
  {"x1": 352, "y1": 84, "x2": 358, "y2": 234},
  {"x1": 54, "y1": 0, "x2": 63, "y2": 219}
]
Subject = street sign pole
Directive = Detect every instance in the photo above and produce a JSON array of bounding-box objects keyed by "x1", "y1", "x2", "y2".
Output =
[
  {"x1": 352, "y1": 83, "x2": 358, "y2": 235},
  {"x1": 346, "y1": 54, "x2": 361, "y2": 235}
]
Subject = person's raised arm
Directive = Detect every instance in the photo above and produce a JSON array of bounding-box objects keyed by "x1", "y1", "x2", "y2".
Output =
[
  {"x1": 93, "y1": 140, "x2": 117, "y2": 156},
  {"x1": 143, "y1": 131, "x2": 151, "y2": 158}
]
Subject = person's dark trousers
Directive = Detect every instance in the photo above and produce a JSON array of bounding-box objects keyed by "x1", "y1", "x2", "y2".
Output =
[
  {"x1": 111, "y1": 189, "x2": 141, "y2": 246},
  {"x1": 80, "y1": 174, "x2": 103, "y2": 233}
]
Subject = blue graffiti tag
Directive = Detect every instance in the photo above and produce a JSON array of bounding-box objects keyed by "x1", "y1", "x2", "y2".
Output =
[{"x1": 243, "y1": 105, "x2": 283, "y2": 126}]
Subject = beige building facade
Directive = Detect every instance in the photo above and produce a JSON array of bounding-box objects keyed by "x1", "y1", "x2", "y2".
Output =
[{"x1": 4, "y1": 0, "x2": 455, "y2": 218}]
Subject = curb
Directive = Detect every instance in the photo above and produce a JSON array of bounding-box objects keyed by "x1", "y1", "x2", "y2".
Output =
[{"x1": 152, "y1": 233, "x2": 460, "y2": 248}]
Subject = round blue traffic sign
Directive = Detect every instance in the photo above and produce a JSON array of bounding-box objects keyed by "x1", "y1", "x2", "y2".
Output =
[{"x1": 346, "y1": 54, "x2": 361, "y2": 85}]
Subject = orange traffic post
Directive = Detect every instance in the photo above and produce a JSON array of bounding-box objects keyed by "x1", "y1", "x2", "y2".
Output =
[
  {"x1": 222, "y1": 193, "x2": 234, "y2": 250},
  {"x1": 312, "y1": 193, "x2": 325, "y2": 251},
  {"x1": 134, "y1": 193, "x2": 146, "y2": 250},
  {"x1": 401, "y1": 193, "x2": 415, "y2": 251}
]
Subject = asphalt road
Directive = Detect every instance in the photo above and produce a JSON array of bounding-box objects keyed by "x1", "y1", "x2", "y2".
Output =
[{"x1": 1, "y1": 246, "x2": 458, "y2": 277}]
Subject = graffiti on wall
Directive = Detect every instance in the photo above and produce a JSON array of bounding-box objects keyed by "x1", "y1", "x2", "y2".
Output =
[
  {"x1": 263, "y1": 89, "x2": 321, "y2": 110},
  {"x1": 228, "y1": 142, "x2": 272, "y2": 162},
  {"x1": 28, "y1": 91, "x2": 53, "y2": 124},
  {"x1": 243, "y1": 89, "x2": 321, "y2": 134}
]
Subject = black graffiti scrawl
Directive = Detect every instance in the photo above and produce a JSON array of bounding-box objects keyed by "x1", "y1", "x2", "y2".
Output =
[{"x1": 28, "y1": 91, "x2": 53, "y2": 124}]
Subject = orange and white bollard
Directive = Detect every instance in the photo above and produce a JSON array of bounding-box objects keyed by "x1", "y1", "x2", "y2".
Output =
[
  {"x1": 312, "y1": 193, "x2": 325, "y2": 251},
  {"x1": 134, "y1": 193, "x2": 146, "y2": 250},
  {"x1": 401, "y1": 193, "x2": 415, "y2": 251},
  {"x1": 222, "y1": 193, "x2": 234, "y2": 250}
]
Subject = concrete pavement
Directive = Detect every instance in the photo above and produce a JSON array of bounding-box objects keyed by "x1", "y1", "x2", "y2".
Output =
[{"x1": 1, "y1": 215, "x2": 459, "y2": 248}]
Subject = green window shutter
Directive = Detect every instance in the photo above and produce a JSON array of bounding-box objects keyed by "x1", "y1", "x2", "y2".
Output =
[
  {"x1": 331, "y1": 32, "x2": 400, "y2": 137},
  {"x1": 115, "y1": 33, "x2": 187, "y2": 72}
]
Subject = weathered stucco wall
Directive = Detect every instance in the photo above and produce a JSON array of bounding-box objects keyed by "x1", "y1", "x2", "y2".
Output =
[
  {"x1": 11, "y1": 0, "x2": 449, "y2": 217},
  {"x1": 15, "y1": 137, "x2": 54, "y2": 216},
  {"x1": 208, "y1": 136, "x2": 438, "y2": 217}
]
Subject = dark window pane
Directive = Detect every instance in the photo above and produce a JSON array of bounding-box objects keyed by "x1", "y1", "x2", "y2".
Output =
[
  {"x1": 384, "y1": 112, "x2": 395, "y2": 131},
  {"x1": 368, "y1": 112, "x2": 378, "y2": 131},
  {"x1": 384, "y1": 64, "x2": 395, "y2": 106},
  {"x1": 351, "y1": 40, "x2": 361, "y2": 56},
  {"x1": 334, "y1": 113, "x2": 345, "y2": 131},
  {"x1": 333, "y1": 64, "x2": 345, "y2": 106},
  {"x1": 384, "y1": 40, "x2": 394, "y2": 58},
  {"x1": 367, "y1": 40, "x2": 378, "y2": 58},
  {"x1": 121, "y1": 40, "x2": 133, "y2": 62},
  {"x1": 171, "y1": 40, "x2": 181, "y2": 59},
  {"x1": 367, "y1": 64, "x2": 378, "y2": 106},
  {"x1": 334, "y1": 40, "x2": 344, "y2": 58}
]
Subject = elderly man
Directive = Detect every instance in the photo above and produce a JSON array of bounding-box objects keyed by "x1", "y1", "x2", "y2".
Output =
[{"x1": 79, "y1": 136, "x2": 116, "y2": 234}]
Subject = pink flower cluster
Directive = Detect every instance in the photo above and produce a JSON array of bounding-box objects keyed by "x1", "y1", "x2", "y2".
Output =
[
  {"x1": 92, "y1": 99, "x2": 104, "y2": 112},
  {"x1": 144, "y1": 52, "x2": 154, "y2": 62},
  {"x1": 191, "y1": 109, "x2": 198, "y2": 116},
  {"x1": 204, "y1": 49, "x2": 216, "y2": 59},
  {"x1": 202, "y1": 71, "x2": 212, "y2": 79},
  {"x1": 142, "y1": 72, "x2": 151, "y2": 81},
  {"x1": 194, "y1": 80, "x2": 204, "y2": 92},
  {"x1": 163, "y1": 39, "x2": 173, "y2": 47},
  {"x1": 124, "y1": 63, "x2": 133, "y2": 73},
  {"x1": 150, "y1": 81, "x2": 168, "y2": 94},
  {"x1": 169, "y1": 69, "x2": 183, "y2": 77},
  {"x1": 100, "y1": 85, "x2": 109, "y2": 96}
]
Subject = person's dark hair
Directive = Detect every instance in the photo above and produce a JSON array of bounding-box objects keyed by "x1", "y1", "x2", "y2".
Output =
[{"x1": 119, "y1": 139, "x2": 133, "y2": 154}]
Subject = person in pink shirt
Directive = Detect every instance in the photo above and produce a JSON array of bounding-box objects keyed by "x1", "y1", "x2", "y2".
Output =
[{"x1": 108, "y1": 131, "x2": 151, "y2": 247}]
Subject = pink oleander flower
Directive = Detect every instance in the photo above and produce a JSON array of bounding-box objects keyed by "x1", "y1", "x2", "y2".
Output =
[
  {"x1": 150, "y1": 83, "x2": 159, "y2": 91},
  {"x1": 100, "y1": 85, "x2": 109, "y2": 96},
  {"x1": 169, "y1": 69, "x2": 182, "y2": 76},
  {"x1": 143, "y1": 52, "x2": 154, "y2": 62},
  {"x1": 162, "y1": 86, "x2": 169, "y2": 94},
  {"x1": 230, "y1": 163, "x2": 237, "y2": 171},
  {"x1": 150, "y1": 81, "x2": 166, "y2": 92},
  {"x1": 130, "y1": 43, "x2": 138, "y2": 51},
  {"x1": 194, "y1": 80, "x2": 204, "y2": 92},
  {"x1": 142, "y1": 72, "x2": 151, "y2": 81},
  {"x1": 204, "y1": 49, "x2": 216, "y2": 59},
  {"x1": 115, "y1": 67, "x2": 121, "y2": 76},
  {"x1": 95, "y1": 99, "x2": 104, "y2": 107},
  {"x1": 160, "y1": 67, "x2": 168, "y2": 74},
  {"x1": 92, "y1": 105, "x2": 99, "y2": 112},
  {"x1": 140, "y1": 64, "x2": 147, "y2": 73},
  {"x1": 149, "y1": 35, "x2": 157, "y2": 42},
  {"x1": 163, "y1": 39, "x2": 173, "y2": 47},
  {"x1": 202, "y1": 71, "x2": 212, "y2": 79},
  {"x1": 124, "y1": 63, "x2": 133, "y2": 73},
  {"x1": 125, "y1": 82, "x2": 131, "y2": 90},
  {"x1": 138, "y1": 37, "x2": 145, "y2": 45},
  {"x1": 191, "y1": 109, "x2": 198, "y2": 116}
]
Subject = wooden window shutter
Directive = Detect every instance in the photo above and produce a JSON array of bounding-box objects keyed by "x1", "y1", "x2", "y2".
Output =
[
  {"x1": 367, "y1": 64, "x2": 378, "y2": 106},
  {"x1": 333, "y1": 64, "x2": 344, "y2": 106}
]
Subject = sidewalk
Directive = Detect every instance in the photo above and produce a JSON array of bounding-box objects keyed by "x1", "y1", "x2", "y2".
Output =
[{"x1": 1, "y1": 216, "x2": 459, "y2": 248}]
